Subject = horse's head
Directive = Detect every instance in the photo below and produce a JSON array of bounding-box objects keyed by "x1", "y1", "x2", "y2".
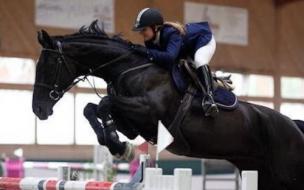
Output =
[
  {"x1": 32, "y1": 30, "x2": 78, "y2": 120},
  {"x1": 32, "y1": 21, "x2": 147, "y2": 120}
]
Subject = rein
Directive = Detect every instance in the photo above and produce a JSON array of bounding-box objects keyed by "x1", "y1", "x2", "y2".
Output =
[{"x1": 35, "y1": 41, "x2": 152, "y2": 100}]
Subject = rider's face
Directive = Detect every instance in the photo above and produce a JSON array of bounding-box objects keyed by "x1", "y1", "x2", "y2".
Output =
[{"x1": 139, "y1": 27, "x2": 154, "y2": 41}]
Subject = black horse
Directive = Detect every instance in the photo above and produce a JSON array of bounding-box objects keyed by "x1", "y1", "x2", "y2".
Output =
[{"x1": 32, "y1": 22, "x2": 304, "y2": 190}]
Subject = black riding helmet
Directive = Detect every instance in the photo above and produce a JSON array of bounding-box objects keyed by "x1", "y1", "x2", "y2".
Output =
[{"x1": 133, "y1": 8, "x2": 164, "y2": 31}]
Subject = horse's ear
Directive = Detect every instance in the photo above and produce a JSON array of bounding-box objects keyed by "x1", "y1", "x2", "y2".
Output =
[
  {"x1": 37, "y1": 30, "x2": 53, "y2": 48},
  {"x1": 37, "y1": 31, "x2": 44, "y2": 46}
]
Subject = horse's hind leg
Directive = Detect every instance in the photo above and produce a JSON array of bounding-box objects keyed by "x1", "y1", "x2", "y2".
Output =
[
  {"x1": 238, "y1": 163, "x2": 287, "y2": 190},
  {"x1": 257, "y1": 171, "x2": 287, "y2": 190},
  {"x1": 271, "y1": 138, "x2": 304, "y2": 189},
  {"x1": 275, "y1": 159, "x2": 304, "y2": 190}
]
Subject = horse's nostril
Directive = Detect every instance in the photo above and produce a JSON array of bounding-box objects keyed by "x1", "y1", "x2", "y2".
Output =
[
  {"x1": 35, "y1": 106, "x2": 41, "y2": 114},
  {"x1": 34, "y1": 105, "x2": 42, "y2": 115}
]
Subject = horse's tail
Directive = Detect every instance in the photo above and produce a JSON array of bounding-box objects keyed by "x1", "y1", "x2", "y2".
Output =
[{"x1": 293, "y1": 120, "x2": 304, "y2": 134}]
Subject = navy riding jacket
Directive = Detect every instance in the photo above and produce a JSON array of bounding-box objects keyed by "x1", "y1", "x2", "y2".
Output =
[{"x1": 145, "y1": 22, "x2": 213, "y2": 69}]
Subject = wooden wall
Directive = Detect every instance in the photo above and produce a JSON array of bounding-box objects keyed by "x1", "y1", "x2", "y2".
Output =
[
  {"x1": 0, "y1": 0, "x2": 303, "y2": 75},
  {"x1": 277, "y1": 1, "x2": 304, "y2": 76}
]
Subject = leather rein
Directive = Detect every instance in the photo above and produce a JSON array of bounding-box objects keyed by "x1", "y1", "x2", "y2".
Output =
[{"x1": 34, "y1": 41, "x2": 152, "y2": 101}]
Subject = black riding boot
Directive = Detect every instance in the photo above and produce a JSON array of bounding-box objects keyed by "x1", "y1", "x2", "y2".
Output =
[{"x1": 197, "y1": 65, "x2": 219, "y2": 117}]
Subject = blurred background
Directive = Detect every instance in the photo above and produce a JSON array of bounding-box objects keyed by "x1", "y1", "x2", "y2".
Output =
[{"x1": 0, "y1": 0, "x2": 303, "y2": 189}]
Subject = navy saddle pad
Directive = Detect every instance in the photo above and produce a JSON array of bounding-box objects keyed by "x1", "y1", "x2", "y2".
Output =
[{"x1": 171, "y1": 64, "x2": 238, "y2": 110}]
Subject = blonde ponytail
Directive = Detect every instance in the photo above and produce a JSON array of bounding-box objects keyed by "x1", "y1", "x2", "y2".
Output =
[{"x1": 164, "y1": 21, "x2": 186, "y2": 35}]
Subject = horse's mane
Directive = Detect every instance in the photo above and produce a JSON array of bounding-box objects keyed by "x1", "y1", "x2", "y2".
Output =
[
  {"x1": 52, "y1": 20, "x2": 133, "y2": 47},
  {"x1": 77, "y1": 20, "x2": 111, "y2": 38}
]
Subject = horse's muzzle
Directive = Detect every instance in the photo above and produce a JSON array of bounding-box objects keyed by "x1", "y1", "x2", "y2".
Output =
[{"x1": 32, "y1": 102, "x2": 53, "y2": 120}]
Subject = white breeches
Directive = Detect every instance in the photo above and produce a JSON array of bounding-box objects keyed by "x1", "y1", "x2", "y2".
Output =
[{"x1": 194, "y1": 35, "x2": 216, "y2": 68}]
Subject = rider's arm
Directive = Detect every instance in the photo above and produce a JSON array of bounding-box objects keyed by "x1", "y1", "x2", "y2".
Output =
[{"x1": 147, "y1": 30, "x2": 183, "y2": 67}]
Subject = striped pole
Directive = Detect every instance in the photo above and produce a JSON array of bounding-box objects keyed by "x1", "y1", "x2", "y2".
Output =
[{"x1": 0, "y1": 177, "x2": 117, "y2": 190}]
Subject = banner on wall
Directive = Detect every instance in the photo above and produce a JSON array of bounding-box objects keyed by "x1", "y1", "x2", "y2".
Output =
[
  {"x1": 184, "y1": 2, "x2": 248, "y2": 46},
  {"x1": 35, "y1": 0, "x2": 114, "y2": 33}
]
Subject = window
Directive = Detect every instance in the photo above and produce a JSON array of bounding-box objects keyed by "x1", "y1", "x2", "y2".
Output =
[
  {"x1": 280, "y1": 77, "x2": 304, "y2": 120},
  {"x1": 0, "y1": 90, "x2": 35, "y2": 144},
  {"x1": 0, "y1": 57, "x2": 35, "y2": 84},
  {"x1": 246, "y1": 75, "x2": 274, "y2": 97},
  {"x1": 280, "y1": 103, "x2": 304, "y2": 120},
  {"x1": 37, "y1": 93, "x2": 74, "y2": 144},
  {"x1": 281, "y1": 77, "x2": 304, "y2": 99},
  {"x1": 230, "y1": 73, "x2": 274, "y2": 97}
]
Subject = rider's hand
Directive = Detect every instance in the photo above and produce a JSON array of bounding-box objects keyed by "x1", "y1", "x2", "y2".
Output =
[
  {"x1": 131, "y1": 44, "x2": 147, "y2": 54},
  {"x1": 130, "y1": 44, "x2": 154, "y2": 62}
]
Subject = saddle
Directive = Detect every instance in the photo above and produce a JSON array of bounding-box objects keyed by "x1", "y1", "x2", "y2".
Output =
[
  {"x1": 164, "y1": 59, "x2": 239, "y2": 155},
  {"x1": 171, "y1": 59, "x2": 238, "y2": 110}
]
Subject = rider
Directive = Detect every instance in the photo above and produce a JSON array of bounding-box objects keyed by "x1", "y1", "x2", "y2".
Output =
[{"x1": 132, "y1": 8, "x2": 218, "y2": 117}]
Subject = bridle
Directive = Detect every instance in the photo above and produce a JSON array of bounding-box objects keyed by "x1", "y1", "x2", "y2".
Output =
[{"x1": 34, "y1": 41, "x2": 151, "y2": 101}]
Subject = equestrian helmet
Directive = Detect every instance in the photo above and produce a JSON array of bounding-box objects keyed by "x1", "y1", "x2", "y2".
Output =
[{"x1": 133, "y1": 8, "x2": 164, "y2": 31}]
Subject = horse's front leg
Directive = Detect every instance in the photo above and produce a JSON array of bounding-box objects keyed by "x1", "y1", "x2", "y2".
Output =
[
  {"x1": 97, "y1": 96, "x2": 139, "y2": 140},
  {"x1": 83, "y1": 103, "x2": 106, "y2": 145},
  {"x1": 83, "y1": 101, "x2": 134, "y2": 161}
]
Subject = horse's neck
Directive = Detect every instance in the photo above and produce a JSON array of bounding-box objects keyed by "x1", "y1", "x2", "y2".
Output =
[
  {"x1": 109, "y1": 63, "x2": 154, "y2": 96},
  {"x1": 88, "y1": 53, "x2": 149, "y2": 92},
  {"x1": 73, "y1": 48, "x2": 141, "y2": 81},
  {"x1": 119, "y1": 64, "x2": 182, "y2": 116},
  {"x1": 66, "y1": 40, "x2": 133, "y2": 78}
]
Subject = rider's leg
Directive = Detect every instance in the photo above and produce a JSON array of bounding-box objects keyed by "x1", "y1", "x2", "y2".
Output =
[{"x1": 194, "y1": 35, "x2": 219, "y2": 117}]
